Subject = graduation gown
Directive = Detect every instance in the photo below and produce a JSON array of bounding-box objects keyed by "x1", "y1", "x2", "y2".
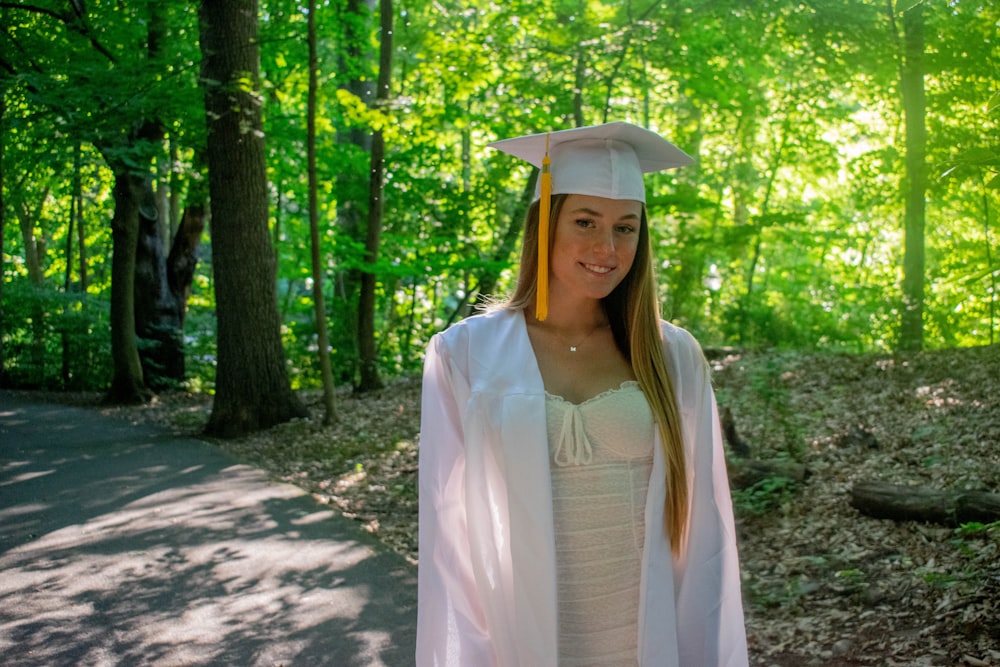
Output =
[{"x1": 416, "y1": 308, "x2": 748, "y2": 666}]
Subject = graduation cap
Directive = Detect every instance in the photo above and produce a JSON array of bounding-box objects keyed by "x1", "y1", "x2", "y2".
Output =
[{"x1": 489, "y1": 122, "x2": 693, "y2": 320}]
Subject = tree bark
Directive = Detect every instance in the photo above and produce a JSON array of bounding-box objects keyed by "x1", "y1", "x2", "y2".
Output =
[
  {"x1": 167, "y1": 205, "x2": 206, "y2": 329},
  {"x1": 898, "y1": 3, "x2": 927, "y2": 352},
  {"x1": 15, "y1": 191, "x2": 50, "y2": 387},
  {"x1": 74, "y1": 142, "x2": 88, "y2": 291},
  {"x1": 336, "y1": 0, "x2": 377, "y2": 382},
  {"x1": 62, "y1": 146, "x2": 79, "y2": 387},
  {"x1": 106, "y1": 172, "x2": 152, "y2": 403},
  {"x1": 850, "y1": 481, "x2": 1000, "y2": 525},
  {"x1": 356, "y1": 0, "x2": 393, "y2": 393},
  {"x1": 134, "y1": 185, "x2": 192, "y2": 391},
  {"x1": 0, "y1": 92, "x2": 4, "y2": 384},
  {"x1": 132, "y1": 195, "x2": 203, "y2": 389},
  {"x1": 101, "y1": 0, "x2": 166, "y2": 404},
  {"x1": 307, "y1": 0, "x2": 338, "y2": 423},
  {"x1": 199, "y1": 0, "x2": 306, "y2": 437}
]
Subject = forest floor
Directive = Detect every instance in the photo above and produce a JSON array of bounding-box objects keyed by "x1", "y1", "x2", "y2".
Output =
[{"x1": 56, "y1": 343, "x2": 1000, "y2": 666}]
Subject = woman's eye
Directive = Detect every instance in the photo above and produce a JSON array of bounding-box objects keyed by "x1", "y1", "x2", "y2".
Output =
[
  {"x1": 575, "y1": 218, "x2": 594, "y2": 228},
  {"x1": 616, "y1": 224, "x2": 637, "y2": 234}
]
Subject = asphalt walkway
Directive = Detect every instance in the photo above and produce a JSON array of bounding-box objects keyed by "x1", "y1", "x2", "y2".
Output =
[{"x1": 0, "y1": 392, "x2": 417, "y2": 667}]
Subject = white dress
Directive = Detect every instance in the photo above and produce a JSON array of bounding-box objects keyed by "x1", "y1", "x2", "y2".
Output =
[{"x1": 546, "y1": 381, "x2": 655, "y2": 666}]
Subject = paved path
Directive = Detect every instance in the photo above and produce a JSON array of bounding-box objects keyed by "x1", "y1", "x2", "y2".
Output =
[{"x1": 0, "y1": 392, "x2": 417, "y2": 666}]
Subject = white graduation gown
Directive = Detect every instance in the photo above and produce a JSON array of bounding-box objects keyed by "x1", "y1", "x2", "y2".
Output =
[{"x1": 416, "y1": 308, "x2": 748, "y2": 667}]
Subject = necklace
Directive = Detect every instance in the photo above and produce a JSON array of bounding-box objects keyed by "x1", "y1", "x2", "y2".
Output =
[{"x1": 549, "y1": 320, "x2": 608, "y2": 352}]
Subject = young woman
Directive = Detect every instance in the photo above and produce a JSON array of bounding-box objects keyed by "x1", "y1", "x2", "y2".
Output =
[{"x1": 417, "y1": 122, "x2": 748, "y2": 667}]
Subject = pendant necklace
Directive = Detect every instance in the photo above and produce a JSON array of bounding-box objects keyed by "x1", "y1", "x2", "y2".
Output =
[{"x1": 556, "y1": 321, "x2": 608, "y2": 352}]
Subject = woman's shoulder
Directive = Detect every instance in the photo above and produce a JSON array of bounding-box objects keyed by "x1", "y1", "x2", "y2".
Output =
[
  {"x1": 659, "y1": 320, "x2": 709, "y2": 377},
  {"x1": 659, "y1": 319, "x2": 700, "y2": 350},
  {"x1": 433, "y1": 307, "x2": 521, "y2": 347}
]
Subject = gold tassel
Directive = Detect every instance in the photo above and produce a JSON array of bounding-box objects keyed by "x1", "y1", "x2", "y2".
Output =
[{"x1": 537, "y1": 133, "x2": 551, "y2": 321}]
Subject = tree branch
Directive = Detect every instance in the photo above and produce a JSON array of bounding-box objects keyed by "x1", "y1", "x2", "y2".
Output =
[{"x1": 0, "y1": 2, "x2": 117, "y2": 64}]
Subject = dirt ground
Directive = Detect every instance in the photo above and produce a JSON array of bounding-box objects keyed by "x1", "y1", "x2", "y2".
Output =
[{"x1": 46, "y1": 343, "x2": 1000, "y2": 666}]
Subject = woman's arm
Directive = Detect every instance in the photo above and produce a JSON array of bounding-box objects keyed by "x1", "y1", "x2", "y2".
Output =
[
  {"x1": 416, "y1": 333, "x2": 495, "y2": 666},
  {"x1": 668, "y1": 328, "x2": 749, "y2": 666}
]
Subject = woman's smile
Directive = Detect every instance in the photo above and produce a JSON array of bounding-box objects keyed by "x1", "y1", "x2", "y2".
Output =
[{"x1": 581, "y1": 262, "x2": 614, "y2": 274}]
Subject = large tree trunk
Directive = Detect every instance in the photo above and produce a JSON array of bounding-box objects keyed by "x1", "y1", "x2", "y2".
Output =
[
  {"x1": 125, "y1": 178, "x2": 203, "y2": 391},
  {"x1": 199, "y1": 0, "x2": 307, "y2": 438},
  {"x1": 898, "y1": 3, "x2": 927, "y2": 352},
  {"x1": 106, "y1": 172, "x2": 152, "y2": 403},
  {"x1": 134, "y1": 185, "x2": 198, "y2": 391},
  {"x1": 104, "y1": 2, "x2": 166, "y2": 404},
  {"x1": 356, "y1": 0, "x2": 393, "y2": 393}
]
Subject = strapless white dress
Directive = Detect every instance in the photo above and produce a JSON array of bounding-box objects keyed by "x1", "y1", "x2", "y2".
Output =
[{"x1": 545, "y1": 381, "x2": 655, "y2": 666}]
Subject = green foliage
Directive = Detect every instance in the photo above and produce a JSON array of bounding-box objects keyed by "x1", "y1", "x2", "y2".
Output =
[
  {"x1": 733, "y1": 475, "x2": 798, "y2": 516},
  {"x1": 2, "y1": 0, "x2": 999, "y2": 393},
  {"x1": 1, "y1": 281, "x2": 112, "y2": 390},
  {"x1": 950, "y1": 521, "x2": 1000, "y2": 557},
  {"x1": 745, "y1": 571, "x2": 820, "y2": 609}
]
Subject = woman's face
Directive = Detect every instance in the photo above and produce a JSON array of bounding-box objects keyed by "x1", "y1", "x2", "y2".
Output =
[{"x1": 548, "y1": 194, "x2": 643, "y2": 303}]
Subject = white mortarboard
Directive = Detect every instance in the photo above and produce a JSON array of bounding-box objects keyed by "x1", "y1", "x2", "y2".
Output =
[
  {"x1": 488, "y1": 122, "x2": 693, "y2": 320},
  {"x1": 488, "y1": 121, "x2": 693, "y2": 203}
]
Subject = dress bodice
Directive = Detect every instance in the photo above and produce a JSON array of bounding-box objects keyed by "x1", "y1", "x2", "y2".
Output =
[{"x1": 545, "y1": 381, "x2": 655, "y2": 666}]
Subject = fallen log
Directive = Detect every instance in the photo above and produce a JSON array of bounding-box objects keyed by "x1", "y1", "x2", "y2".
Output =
[
  {"x1": 719, "y1": 405, "x2": 808, "y2": 490},
  {"x1": 850, "y1": 481, "x2": 1000, "y2": 525},
  {"x1": 728, "y1": 458, "x2": 808, "y2": 490},
  {"x1": 721, "y1": 406, "x2": 752, "y2": 459}
]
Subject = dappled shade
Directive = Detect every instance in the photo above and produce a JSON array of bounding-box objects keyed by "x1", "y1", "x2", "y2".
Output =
[{"x1": 0, "y1": 396, "x2": 416, "y2": 667}]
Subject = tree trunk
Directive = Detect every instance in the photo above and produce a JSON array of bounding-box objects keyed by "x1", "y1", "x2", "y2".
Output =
[
  {"x1": 106, "y1": 172, "x2": 152, "y2": 403},
  {"x1": 15, "y1": 191, "x2": 50, "y2": 387},
  {"x1": 0, "y1": 92, "x2": 6, "y2": 384},
  {"x1": 850, "y1": 481, "x2": 1000, "y2": 525},
  {"x1": 356, "y1": 0, "x2": 393, "y2": 393},
  {"x1": 307, "y1": 0, "x2": 338, "y2": 423},
  {"x1": 73, "y1": 143, "x2": 88, "y2": 291},
  {"x1": 336, "y1": 0, "x2": 377, "y2": 382},
  {"x1": 16, "y1": 195, "x2": 46, "y2": 288},
  {"x1": 132, "y1": 193, "x2": 203, "y2": 390},
  {"x1": 62, "y1": 150, "x2": 77, "y2": 388},
  {"x1": 134, "y1": 184, "x2": 185, "y2": 391},
  {"x1": 983, "y1": 185, "x2": 997, "y2": 345},
  {"x1": 103, "y1": 1, "x2": 166, "y2": 404},
  {"x1": 199, "y1": 0, "x2": 307, "y2": 438},
  {"x1": 167, "y1": 205, "x2": 206, "y2": 329},
  {"x1": 169, "y1": 138, "x2": 182, "y2": 240},
  {"x1": 572, "y1": 50, "x2": 586, "y2": 128},
  {"x1": 898, "y1": 3, "x2": 927, "y2": 352}
]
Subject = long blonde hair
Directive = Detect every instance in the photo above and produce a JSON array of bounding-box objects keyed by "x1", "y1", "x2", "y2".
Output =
[{"x1": 504, "y1": 194, "x2": 690, "y2": 555}]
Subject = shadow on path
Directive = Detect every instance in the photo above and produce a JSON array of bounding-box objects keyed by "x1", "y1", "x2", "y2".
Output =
[{"x1": 0, "y1": 392, "x2": 417, "y2": 666}]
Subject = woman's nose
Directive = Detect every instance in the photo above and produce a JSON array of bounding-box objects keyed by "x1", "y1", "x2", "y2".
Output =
[{"x1": 593, "y1": 230, "x2": 615, "y2": 255}]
